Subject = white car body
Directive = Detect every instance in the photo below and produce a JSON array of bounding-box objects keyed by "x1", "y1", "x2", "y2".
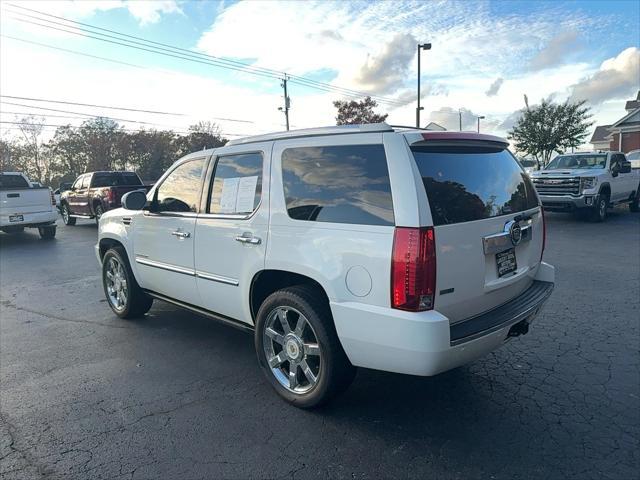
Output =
[
  {"x1": 97, "y1": 124, "x2": 554, "y2": 380},
  {"x1": 531, "y1": 151, "x2": 640, "y2": 215},
  {"x1": 0, "y1": 172, "x2": 57, "y2": 235}
]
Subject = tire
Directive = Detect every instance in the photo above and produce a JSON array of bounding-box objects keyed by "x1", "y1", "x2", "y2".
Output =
[
  {"x1": 592, "y1": 194, "x2": 609, "y2": 222},
  {"x1": 102, "y1": 247, "x2": 153, "y2": 319},
  {"x1": 255, "y1": 285, "x2": 356, "y2": 408},
  {"x1": 38, "y1": 226, "x2": 56, "y2": 239},
  {"x1": 95, "y1": 204, "x2": 104, "y2": 225},
  {"x1": 630, "y1": 187, "x2": 640, "y2": 212},
  {"x1": 61, "y1": 204, "x2": 76, "y2": 226},
  {"x1": 2, "y1": 226, "x2": 25, "y2": 234}
]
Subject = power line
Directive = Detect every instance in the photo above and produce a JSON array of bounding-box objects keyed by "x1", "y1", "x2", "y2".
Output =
[
  {"x1": 4, "y1": 4, "x2": 404, "y2": 106},
  {"x1": 0, "y1": 95, "x2": 183, "y2": 116}
]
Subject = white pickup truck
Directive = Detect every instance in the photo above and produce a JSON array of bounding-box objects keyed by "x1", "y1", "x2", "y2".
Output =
[
  {"x1": 0, "y1": 172, "x2": 58, "y2": 238},
  {"x1": 531, "y1": 151, "x2": 640, "y2": 221}
]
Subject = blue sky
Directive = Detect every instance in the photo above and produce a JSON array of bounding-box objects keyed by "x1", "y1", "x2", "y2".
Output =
[{"x1": 1, "y1": 0, "x2": 638, "y2": 140}]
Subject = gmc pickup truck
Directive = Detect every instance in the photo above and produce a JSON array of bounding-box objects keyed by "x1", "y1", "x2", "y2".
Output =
[
  {"x1": 531, "y1": 151, "x2": 640, "y2": 221},
  {"x1": 0, "y1": 172, "x2": 57, "y2": 238},
  {"x1": 60, "y1": 171, "x2": 149, "y2": 226}
]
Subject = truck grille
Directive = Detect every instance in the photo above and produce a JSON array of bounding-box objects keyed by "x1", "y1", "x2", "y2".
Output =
[{"x1": 532, "y1": 177, "x2": 580, "y2": 196}]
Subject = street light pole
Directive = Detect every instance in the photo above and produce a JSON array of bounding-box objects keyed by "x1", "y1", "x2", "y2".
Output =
[
  {"x1": 477, "y1": 115, "x2": 485, "y2": 133},
  {"x1": 416, "y1": 42, "x2": 431, "y2": 128},
  {"x1": 458, "y1": 109, "x2": 462, "y2": 131}
]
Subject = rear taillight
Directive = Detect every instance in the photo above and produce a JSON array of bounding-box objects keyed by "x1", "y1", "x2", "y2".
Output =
[
  {"x1": 107, "y1": 189, "x2": 115, "y2": 204},
  {"x1": 50, "y1": 190, "x2": 55, "y2": 206},
  {"x1": 391, "y1": 227, "x2": 436, "y2": 312},
  {"x1": 540, "y1": 207, "x2": 546, "y2": 262}
]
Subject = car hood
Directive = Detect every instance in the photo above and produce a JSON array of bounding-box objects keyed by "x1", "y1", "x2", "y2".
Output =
[{"x1": 532, "y1": 169, "x2": 602, "y2": 178}]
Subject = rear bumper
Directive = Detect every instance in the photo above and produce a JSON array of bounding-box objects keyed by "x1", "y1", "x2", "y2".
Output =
[
  {"x1": 538, "y1": 193, "x2": 597, "y2": 211},
  {"x1": 331, "y1": 262, "x2": 555, "y2": 377},
  {"x1": 0, "y1": 210, "x2": 57, "y2": 228}
]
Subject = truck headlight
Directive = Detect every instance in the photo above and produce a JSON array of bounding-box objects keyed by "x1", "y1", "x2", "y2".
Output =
[{"x1": 580, "y1": 177, "x2": 597, "y2": 191}]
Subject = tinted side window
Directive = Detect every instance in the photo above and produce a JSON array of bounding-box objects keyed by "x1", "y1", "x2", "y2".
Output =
[
  {"x1": 92, "y1": 172, "x2": 142, "y2": 187},
  {"x1": 0, "y1": 174, "x2": 29, "y2": 189},
  {"x1": 80, "y1": 175, "x2": 90, "y2": 189},
  {"x1": 411, "y1": 146, "x2": 539, "y2": 226},
  {"x1": 71, "y1": 176, "x2": 83, "y2": 190},
  {"x1": 281, "y1": 144, "x2": 394, "y2": 226},
  {"x1": 208, "y1": 153, "x2": 263, "y2": 214},
  {"x1": 156, "y1": 159, "x2": 205, "y2": 213}
]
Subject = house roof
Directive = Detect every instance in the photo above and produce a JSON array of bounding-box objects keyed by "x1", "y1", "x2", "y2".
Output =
[
  {"x1": 590, "y1": 125, "x2": 611, "y2": 143},
  {"x1": 424, "y1": 121, "x2": 446, "y2": 131},
  {"x1": 609, "y1": 107, "x2": 640, "y2": 130},
  {"x1": 625, "y1": 90, "x2": 640, "y2": 111}
]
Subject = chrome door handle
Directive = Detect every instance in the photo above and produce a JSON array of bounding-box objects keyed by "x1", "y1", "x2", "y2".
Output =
[
  {"x1": 235, "y1": 234, "x2": 261, "y2": 245},
  {"x1": 171, "y1": 230, "x2": 191, "y2": 239}
]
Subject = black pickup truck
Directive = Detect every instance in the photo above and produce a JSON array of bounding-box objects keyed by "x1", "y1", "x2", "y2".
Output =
[{"x1": 60, "y1": 171, "x2": 150, "y2": 225}]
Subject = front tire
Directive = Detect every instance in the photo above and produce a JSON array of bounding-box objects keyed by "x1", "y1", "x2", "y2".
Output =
[
  {"x1": 38, "y1": 226, "x2": 56, "y2": 239},
  {"x1": 61, "y1": 204, "x2": 76, "y2": 226},
  {"x1": 255, "y1": 285, "x2": 356, "y2": 408},
  {"x1": 592, "y1": 194, "x2": 609, "y2": 222},
  {"x1": 102, "y1": 247, "x2": 153, "y2": 319}
]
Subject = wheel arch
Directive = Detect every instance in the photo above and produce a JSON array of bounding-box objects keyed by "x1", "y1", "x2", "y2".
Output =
[
  {"x1": 598, "y1": 182, "x2": 611, "y2": 196},
  {"x1": 250, "y1": 269, "x2": 331, "y2": 323},
  {"x1": 98, "y1": 237, "x2": 126, "y2": 261}
]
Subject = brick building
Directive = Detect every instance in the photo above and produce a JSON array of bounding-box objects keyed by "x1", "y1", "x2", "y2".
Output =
[{"x1": 590, "y1": 91, "x2": 640, "y2": 153}]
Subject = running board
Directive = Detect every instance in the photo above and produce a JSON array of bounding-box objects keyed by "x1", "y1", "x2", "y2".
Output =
[{"x1": 144, "y1": 290, "x2": 254, "y2": 334}]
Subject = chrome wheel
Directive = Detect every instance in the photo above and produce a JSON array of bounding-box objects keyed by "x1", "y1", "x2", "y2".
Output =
[
  {"x1": 263, "y1": 306, "x2": 321, "y2": 394},
  {"x1": 62, "y1": 206, "x2": 69, "y2": 223},
  {"x1": 105, "y1": 257, "x2": 128, "y2": 312},
  {"x1": 599, "y1": 199, "x2": 606, "y2": 218}
]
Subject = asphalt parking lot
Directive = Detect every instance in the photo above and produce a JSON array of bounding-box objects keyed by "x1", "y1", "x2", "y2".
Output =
[{"x1": 1, "y1": 208, "x2": 639, "y2": 480}]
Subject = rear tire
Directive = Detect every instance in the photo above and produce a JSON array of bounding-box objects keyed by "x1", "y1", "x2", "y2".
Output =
[
  {"x1": 592, "y1": 194, "x2": 609, "y2": 222},
  {"x1": 102, "y1": 247, "x2": 153, "y2": 319},
  {"x1": 61, "y1": 204, "x2": 76, "y2": 226},
  {"x1": 95, "y1": 204, "x2": 104, "y2": 225},
  {"x1": 630, "y1": 187, "x2": 640, "y2": 212},
  {"x1": 255, "y1": 285, "x2": 356, "y2": 409},
  {"x1": 38, "y1": 226, "x2": 56, "y2": 239}
]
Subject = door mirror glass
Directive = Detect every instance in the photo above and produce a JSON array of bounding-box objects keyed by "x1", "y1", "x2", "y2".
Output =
[{"x1": 121, "y1": 190, "x2": 148, "y2": 210}]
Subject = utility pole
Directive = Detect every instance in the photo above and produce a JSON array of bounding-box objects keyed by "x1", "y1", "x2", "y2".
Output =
[
  {"x1": 416, "y1": 43, "x2": 431, "y2": 128},
  {"x1": 458, "y1": 109, "x2": 462, "y2": 131},
  {"x1": 279, "y1": 76, "x2": 290, "y2": 131}
]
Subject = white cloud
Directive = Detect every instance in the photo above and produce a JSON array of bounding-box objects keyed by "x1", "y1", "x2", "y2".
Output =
[
  {"x1": 0, "y1": 0, "x2": 183, "y2": 26},
  {"x1": 569, "y1": 47, "x2": 640, "y2": 105}
]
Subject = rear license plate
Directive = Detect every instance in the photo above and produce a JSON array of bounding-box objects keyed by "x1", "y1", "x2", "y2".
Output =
[
  {"x1": 496, "y1": 248, "x2": 517, "y2": 277},
  {"x1": 9, "y1": 214, "x2": 24, "y2": 223}
]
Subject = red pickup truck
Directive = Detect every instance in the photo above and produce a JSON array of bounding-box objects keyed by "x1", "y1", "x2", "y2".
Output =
[{"x1": 60, "y1": 171, "x2": 150, "y2": 225}]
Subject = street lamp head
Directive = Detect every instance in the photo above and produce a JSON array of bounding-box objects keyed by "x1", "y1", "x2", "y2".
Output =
[
  {"x1": 420, "y1": 43, "x2": 432, "y2": 50},
  {"x1": 478, "y1": 115, "x2": 485, "y2": 119}
]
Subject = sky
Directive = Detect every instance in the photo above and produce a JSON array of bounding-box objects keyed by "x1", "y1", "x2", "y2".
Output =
[{"x1": 1, "y1": 0, "x2": 639, "y2": 143}]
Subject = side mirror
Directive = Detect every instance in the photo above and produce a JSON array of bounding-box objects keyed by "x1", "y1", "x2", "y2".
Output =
[
  {"x1": 620, "y1": 162, "x2": 631, "y2": 174},
  {"x1": 121, "y1": 190, "x2": 147, "y2": 211}
]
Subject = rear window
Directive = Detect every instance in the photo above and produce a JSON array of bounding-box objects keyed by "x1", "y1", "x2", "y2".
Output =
[
  {"x1": 0, "y1": 174, "x2": 30, "y2": 190},
  {"x1": 282, "y1": 144, "x2": 394, "y2": 226},
  {"x1": 411, "y1": 145, "x2": 539, "y2": 226},
  {"x1": 91, "y1": 172, "x2": 142, "y2": 188}
]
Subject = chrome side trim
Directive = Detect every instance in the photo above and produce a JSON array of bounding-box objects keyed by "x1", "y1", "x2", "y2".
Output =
[
  {"x1": 135, "y1": 256, "x2": 195, "y2": 276},
  {"x1": 195, "y1": 270, "x2": 239, "y2": 286}
]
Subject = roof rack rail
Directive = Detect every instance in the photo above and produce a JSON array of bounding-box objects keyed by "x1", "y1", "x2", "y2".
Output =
[{"x1": 226, "y1": 123, "x2": 393, "y2": 146}]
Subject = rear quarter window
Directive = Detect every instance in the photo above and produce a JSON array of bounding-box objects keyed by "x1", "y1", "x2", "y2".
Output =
[
  {"x1": 0, "y1": 174, "x2": 30, "y2": 190},
  {"x1": 411, "y1": 145, "x2": 539, "y2": 226},
  {"x1": 281, "y1": 144, "x2": 394, "y2": 226}
]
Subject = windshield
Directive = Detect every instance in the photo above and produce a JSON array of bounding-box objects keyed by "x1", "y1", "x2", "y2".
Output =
[
  {"x1": 545, "y1": 154, "x2": 606, "y2": 170},
  {"x1": 520, "y1": 159, "x2": 537, "y2": 168},
  {"x1": 91, "y1": 172, "x2": 142, "y2": 187}
]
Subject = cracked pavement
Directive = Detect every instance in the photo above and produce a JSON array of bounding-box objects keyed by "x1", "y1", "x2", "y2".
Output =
[{"x1": 1, "y1": 209, "x2": 638, "y2": 479}]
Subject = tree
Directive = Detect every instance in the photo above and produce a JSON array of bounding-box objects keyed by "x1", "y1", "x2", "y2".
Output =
[
  {"x1": 15, "y1": 115, "x2": 50, "y2": 184},
  {"x1": 333, "y1": 96, "x2": 388, "y2": 125},
  {"x1": 174, "y1": 121, "x2": 227, "y2": 157},
  {"x1": 508, "y1": 99, "x2": 593, "y2": 165}
]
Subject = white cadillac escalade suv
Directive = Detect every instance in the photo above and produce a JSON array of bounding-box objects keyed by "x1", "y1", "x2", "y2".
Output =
[{"x1": 96, "y1": 124, "x2": 555, "y2": 408}]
